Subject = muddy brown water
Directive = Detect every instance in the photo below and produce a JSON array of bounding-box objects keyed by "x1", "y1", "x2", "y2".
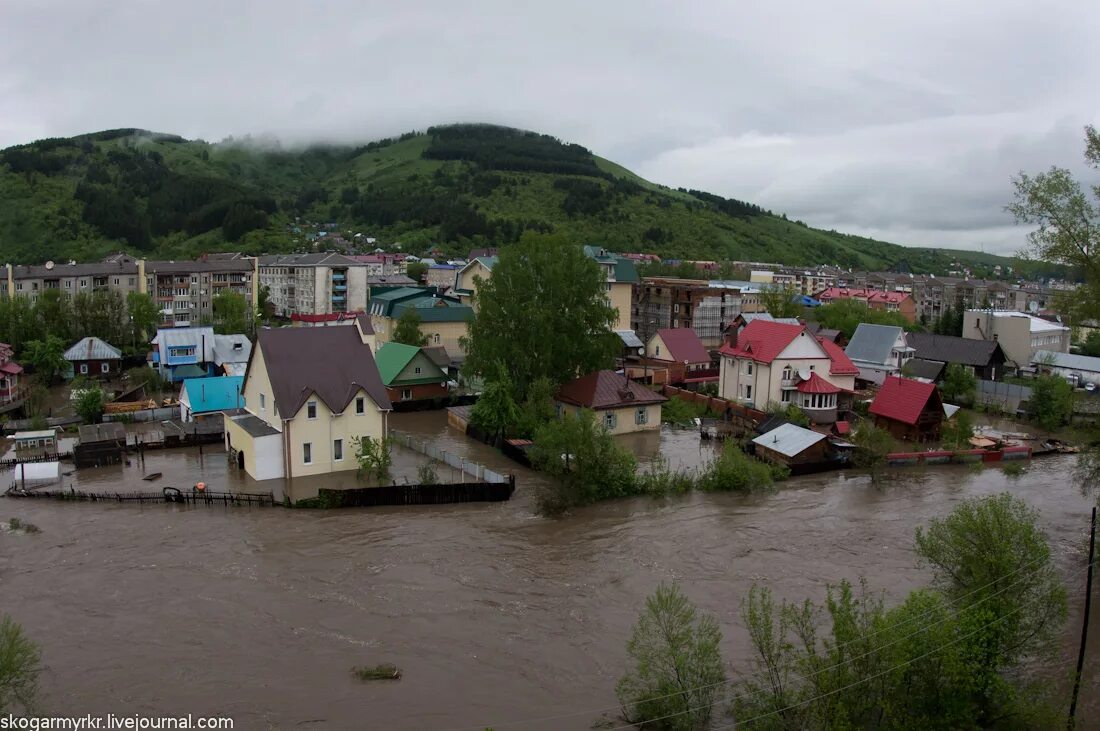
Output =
[{"x1": 1, "y1": 411, "x2": 1098, "y2": 730}]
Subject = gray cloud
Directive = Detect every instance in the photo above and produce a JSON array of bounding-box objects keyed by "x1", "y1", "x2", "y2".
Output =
[{"x1": 2, "y1": 0, "x2": 1098, "y2": 255}]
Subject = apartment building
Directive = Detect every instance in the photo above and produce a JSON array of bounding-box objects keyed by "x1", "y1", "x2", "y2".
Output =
[
  {"x1": 6, "y1": 254, "x2": 258, "y2": 328},
  {"x1": 258, "y1": 253, "x2": 369, "y2": 318},
  {"x1": 964, "y1": 310, "x2": 1070, "y2": 368},
  {"x1": 347, "y1": 253, "x2": 408, "y2": 276},
  {"x1": 145, "y1": 258, "x2": 258, "y2": 327},
  {"x1": 631, "y1": 277, "x2": 760, "y2": 348}
]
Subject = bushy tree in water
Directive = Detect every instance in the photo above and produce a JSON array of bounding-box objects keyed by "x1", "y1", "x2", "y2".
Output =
[
  {"x1": 616, "y1": 584, "x2": 725, "y2": 731},
  {"x1": 529, "y1": 408, "x2": 636, "y2": 514},
  {"x1": 0, "y1": 615, "x2": 40, "y2": 714},
  {"x1": 469, "y1": 362, "x2": 519, "y2": 441},
  {"x1": 940, "y1": 363, "x2": 977, "y2": 404},
  {"x1": 1027, "y1": 374, "x2": 1074, "y2": 430}
]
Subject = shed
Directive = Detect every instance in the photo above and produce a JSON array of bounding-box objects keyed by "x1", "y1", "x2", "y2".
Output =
[
  {"x1": 12, "y1": 429, "x2": 57, "y2": 451},
  {"x1": 751, "y1": 423, "x2": 829, "y2": 466},
  {"x1": 74, "y1": 422, "x2": 128, "y2": 468},
  {"x1": 63, "y1": 337, "x2": 123, "y2": 378},
  {"x1": 179, "y1": 376, "x2": 244, "y2": 422}
]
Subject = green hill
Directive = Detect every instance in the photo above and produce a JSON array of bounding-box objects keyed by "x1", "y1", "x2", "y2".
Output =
[{"x1": 0, "y1": 123, "x2": 1049, "y2": 276}]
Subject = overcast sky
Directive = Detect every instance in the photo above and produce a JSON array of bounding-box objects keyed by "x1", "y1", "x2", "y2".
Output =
[{"x1": 3, "y1": 0, "x2": 1098, "y2": 255}]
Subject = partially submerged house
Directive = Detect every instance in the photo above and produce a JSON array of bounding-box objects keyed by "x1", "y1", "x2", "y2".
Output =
[
  {"x1": 906, "y1": 333, "x2": 1007, "y2": 381},
  {"x1": 223, "y1": 315, "x2": 392, "y2": 481},
  {"x1": 179, "y1": 376, "x2": 244, "y2": 422},
  {"x1": 149, "y1": 326, "x2": 215, "y2": 383},
  {"x1": 212, "y1": 334, "x2": 252, "y2": 377},
  {"x1": 869, "y1": 376, "x2": 944, "y2": 441},
  {"x1": 844, "y1": 324, "x2": 913, "y2": 386},
  {"x1": 0, "y1": 342, "x2": 24, "y2": 411},
  {"x1": 74, "y1": 422, "x2": 127, "y2": 468},
  {"x1": 554, "y1": 370, "x2": 667, "y2": 435},
  {"x1": 374, "y1": 342, "x2": 449, "y2": 403},
  {"x1": 63, "y1": 337, "x2": 122, "y2": 379}
]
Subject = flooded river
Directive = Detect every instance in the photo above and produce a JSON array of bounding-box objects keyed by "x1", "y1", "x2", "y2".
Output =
[{"x1": 1, "y1": 412, "x2": 1098, "y2": 729}]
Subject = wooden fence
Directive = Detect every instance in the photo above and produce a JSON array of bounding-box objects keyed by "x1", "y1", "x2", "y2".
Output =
[
  {"x1": 4, "y1": 485, "x2": 277, "y2": 506},
  {"x1": 302, "y1": 478, "x2": 517, "y2": 508},
  {"x1": 0, "y1": 452, "x2": 72, "y2": 468}
]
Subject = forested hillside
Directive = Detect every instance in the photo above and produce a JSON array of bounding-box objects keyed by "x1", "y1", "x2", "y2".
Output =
[{"x1": 0, "y1": 124, "x2": 1046, "y2": 276}]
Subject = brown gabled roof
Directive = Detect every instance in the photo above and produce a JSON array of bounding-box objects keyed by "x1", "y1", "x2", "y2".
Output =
[
  {"x1": 556, "y1": 370, "x2": 667, "y2": 411},
  {"x1": 252, "y1": 326, "x2": 391, "y2": 418},
  {"x1": 654, "y1": 328, "x2": 711, "y2": 364}
]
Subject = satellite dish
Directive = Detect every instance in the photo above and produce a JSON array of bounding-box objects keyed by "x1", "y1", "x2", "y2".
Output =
[
  {"x1": 798, "y1": 368, "x2": 811, "y2": 381},
  {"x1": 1028, "y1": 301, "x2": 1039, "y2": 313},
  {"x1": 45, "y1": 260, "x2": 54, "y2": 270}
]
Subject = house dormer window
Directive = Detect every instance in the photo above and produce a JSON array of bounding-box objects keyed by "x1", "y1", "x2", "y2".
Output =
[{"x1": 307, "y1": 401, "x2": 317, "y2": 419}]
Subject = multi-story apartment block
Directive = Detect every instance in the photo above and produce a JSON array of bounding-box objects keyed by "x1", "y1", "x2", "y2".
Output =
[
  {"x1": 6, "y1": 256, "x2": 142, "y2": 302},
  {"x1": 6, "y1": 253, "x2": 258, "y2": 328},
  {"x1": 258, "y1": 253, "x2": 370, "y2": 319},
  {"x1": 964, "y1": 310, "x2": 1070, "y2": 368},
  {"x1": 631, "y1": 277, "x2": 760, "y2": 348},
  {"x1": 145, "y1": 258, "x2": 258, "y2": 328},
  {"x1": 348, "y1": 253, "x2": 408, "y2": 276}
]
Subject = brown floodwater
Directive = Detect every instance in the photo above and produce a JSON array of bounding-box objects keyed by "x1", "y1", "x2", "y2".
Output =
[{"x1": 1, "y1": 411, "x2": 1098, "y2": 730}]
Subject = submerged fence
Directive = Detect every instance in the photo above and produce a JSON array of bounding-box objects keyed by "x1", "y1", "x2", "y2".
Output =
[
  {"x1": 388, "y1": 429, "x2": 511, "y2": 484},
  {"x1": 309, "y1": 480, "x2": 516, "y2": 508},
  {"x1": 4, "y1": 485, "x2": 277, "y2": 507}
]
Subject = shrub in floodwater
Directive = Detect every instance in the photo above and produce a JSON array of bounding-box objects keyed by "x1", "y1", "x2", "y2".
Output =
[
  {"x1": 697, "y1": 441, "x2": 774, "y2": 494},
  {"x1": 635, "y1": 454, "x2": 695, "y2": 497},
  {"x1": 351, "y1": 664, "x2": 401, "y2": 681},
  {"x1": 6, "y1": 519, "x2": 40, "y2": 534},
  {"x1": 968, "y1": 461, "x2": 984, "y2": 474},
  {"x1": 417, "y1": 460, "x2": 439, "y2": 485},
  {"x1": 1002, "y1": 462, "x2": 1025, "y2": 478}
]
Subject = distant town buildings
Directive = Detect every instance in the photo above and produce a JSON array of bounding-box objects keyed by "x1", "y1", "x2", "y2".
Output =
[{"x1": 258, "y1": 253, "x2": 370, "y2": 318}]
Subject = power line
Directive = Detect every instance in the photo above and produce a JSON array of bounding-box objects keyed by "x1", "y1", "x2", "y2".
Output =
[
  {"x1": 438, "y1": 558, "x2": 1050, "y2": 731},
  {"x1": 603, "y1": 564, "x2": 1049, "y2": 731},
  {"x1": 710, "y1": 600, "x2": 1028, "y2": 730}
]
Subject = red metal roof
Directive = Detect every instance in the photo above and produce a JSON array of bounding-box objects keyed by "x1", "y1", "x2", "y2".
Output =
[
  {"x1": 817, "y1": 337, "x2": 859, "y2": 375},
  {"x1": 654, "y1": 328, "x2": 710, "y2": 364},
  {"x1": 718, "y1": 320, "x2": 804, "y2": 364},
  {"x1": 869, "y1": 376, "x2": 939, "y2": 425},
  {"x1": 556, "y1": 370, "x2": 667, "y2": 410},
  {"x1": 817, "y1": 287, "x2": 911, "y2": 305},
  {"x1": 796, "y1": 372, "x2": 841, "y2": 394},
  {"x1": 834, "y1": 420, "x2": 851, "y2": 435},
  {"x1": 0, "y1": 362, "x2": 23, "y2": 375}
]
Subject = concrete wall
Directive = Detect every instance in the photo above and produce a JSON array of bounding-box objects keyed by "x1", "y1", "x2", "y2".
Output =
[
  {"x1": 608, "y1": 282, "x2": 632, "y2": 331},
  {"x1": 346, "y1": 267, "x2": 369, "y2": 313}
]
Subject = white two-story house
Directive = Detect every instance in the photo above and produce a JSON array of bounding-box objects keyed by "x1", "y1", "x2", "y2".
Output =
[{"x1": 718, "y1": 319, "x2": 858, "y2": 424}]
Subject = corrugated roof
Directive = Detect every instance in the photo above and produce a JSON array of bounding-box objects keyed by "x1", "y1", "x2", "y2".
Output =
[
  {"x1": 78, "y1": 422, "x2": 127, "y2": 444},
  {"x1": 154, "y1": 327, "x2": 216, "y2": 362},
  {"x1": 907, "y1": 333, "x2": 1005, "y2": 368},
  {"x1": 212, "y1": 334, "x2": 252, "y2": 365},
  {"x1": 374, "y1": 342, "x2": 443, "y2": 385},
  {"x1": 616, "y1": 330, "x2": 644, "y2": 349},
  {"x1": 229, "y1": 413, "x2": 281, "y2": 437},
  {"x1": 818, "y1": 337, "x2": 860, "y2": 375},
  {"x1": 845, "y1": 324, "x2": 904, "y2": 367},
  {"x1": 719, "y1": 320, "x2": 804, "y2": 363},
  {"x1": 654, "y1": 328, "x2": 710, "y2": 364},
  {"x1": 1033, "y1": 350, "x2": 1100, "y2": 372},
  {"x1": 63, "y1": 337, "x2": 121, "y2": 362},
  {"x1": 181, "y1": 376, "x2": 244, "y2": 413},
  {"x1": 752, "y1": 423, "x2": 827, "y2": 457},
  {"x1": 556, "y1": 370, "x2": 667, "y2": 410},
  {"x1": 254, "y1": 326, "x2": 392, "y2": 417},
  {"x1": 904, "y1": 358, "x2": 946, "y2": 381},
  {"x1": 869, "y1": 376, "x2": 941, "y2": 425}
]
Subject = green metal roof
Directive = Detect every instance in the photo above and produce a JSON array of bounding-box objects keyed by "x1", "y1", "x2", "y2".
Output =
[
  {"x1": 374, "y1": 342, "x2": 447, "y2": 385},
  {"x1": 370, "y1": 286, "x2": 434, "y2": 302},
  {"x1": 613, "y1": 257, "x2": 639, "y2": 283},
  {"x1": 392, "y1": 297, "x2": 474, "y2": 322}
]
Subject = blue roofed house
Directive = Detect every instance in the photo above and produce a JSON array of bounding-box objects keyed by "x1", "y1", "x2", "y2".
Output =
[
  {"x1": 179, "y1": 376, "x2": 244, "y2": 422},
  {"x1": 150, "y1": 326, "x2": 216, "y2": 383}
]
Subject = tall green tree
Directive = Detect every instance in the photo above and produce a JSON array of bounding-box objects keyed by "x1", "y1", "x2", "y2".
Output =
[
  {"x1": 915, "y1": 493, "x2": 1067, "y2": 668},
  {"x1": 1009, "y1": 125, "x2": 1100, "y2": 323},
  {"x1": 1026, "y1": 373, "x2": 1073, "y2": 430},
  {"x1": 462, "y1": 232, "x2": 620, "y2": 401},
  {"x1": 405, "y1": 261, "x2": 428, "y2": 283},
  {"x1": 33, "y1": 288, "x2": 71, "y2": 342},
  {"x1": 74, "y1": 386, "x2": 105, "y2": 424},
  {"x1": 469, "y1": 362, "x2": 519, "y2": 440},
  {"x1": 939, "y1": 363, "x2": 977, "y2": 403},
  {"x1": 71, "y1": 289, "x2": 127, "y2": 344},
  {"x1": 0, "y1": 615, "x2": 40, "y2": 714},
  {"x1": 22, "y1": 335, "x2": 67, "y2": 384},
  {"x1": 391, "y1": 308, "x2": 429, "y2": 346},
  {"x1": 758, "y1": 284, "x2": 803, "y2": 319},
  {"x1": 0, "y1": 297, "x2": 36, "y2": 355},
  {"x1": 811, "y1": 299, "x2": 911, "y2": 340},
  {"x1": 125, "y1": 292, "x2": 159, "y2": 348},
  {"x1": 616, "y1": 584, "x2": 725, "y2": 731},
  {"x1": 211, "y1": 291, "x2": 254, "y2": 334}
]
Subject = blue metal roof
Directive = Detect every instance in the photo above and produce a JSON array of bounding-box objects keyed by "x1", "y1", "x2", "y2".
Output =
[{"x1": 181, "y1": 376, "x2": 244, "y2": 413}]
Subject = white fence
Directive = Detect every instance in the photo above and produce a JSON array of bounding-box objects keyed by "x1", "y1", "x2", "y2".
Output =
[
  {"x1": 389, "y1": 429, "x2": 510, "y2": 484},
  {"x1": 104, "y1": 407, "x2": 178, "y2": 423}
]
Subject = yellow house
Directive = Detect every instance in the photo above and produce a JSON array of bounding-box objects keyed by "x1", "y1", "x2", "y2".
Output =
[
  {"x1": 368, "y1": 287, "x2": 474, "y2": 356},
  {"x1": 453, "y1": 256, "x2": 497, "y2": 309},
  {"x1": 223, "y1": 314, "x2": 392, "y2": 481},
  {"x1": 554, "y1": 370, "x2": 666, "y2": 435}
]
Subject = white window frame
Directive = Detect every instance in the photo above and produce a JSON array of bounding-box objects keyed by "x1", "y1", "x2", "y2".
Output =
[
  {"x1": 307, "y1": 400, "x2": 318, "y2": 419},
  {"x1": 414, "y1": 366, "x2": 421, "y2": 375},
  {"x1": 635, "y1": 407, "x2": 647, "y2": 425},
  {"x1": 355, "y1": 397, "x2": 365, "y2": 414},
  {"x1": 302, "y1": 442, "x2": 312, "y2": 464},
  {"x1": 100, "y1": 362, "x2": 109, "y2": 374},
  {"x1": 401, "y1": 388, "x2": 412, "y2": 400},
  {"x1": 333, "y1": 439, "x2": 343, "y2": 462},
  {"x1": 80, "y1": 363, "x2": 88, "y2": 375},
  {"x1": 604, "y1": 411, "x2": 617, "y2": 429},
  {"x1": 260, "y1": 393, "x2": 266, "y2": 412}
]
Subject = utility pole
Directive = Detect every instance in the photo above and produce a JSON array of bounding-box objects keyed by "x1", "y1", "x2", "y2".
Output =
[{"x1": 1068, "y1": 506, "x2": 1096, "y2": 730}]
